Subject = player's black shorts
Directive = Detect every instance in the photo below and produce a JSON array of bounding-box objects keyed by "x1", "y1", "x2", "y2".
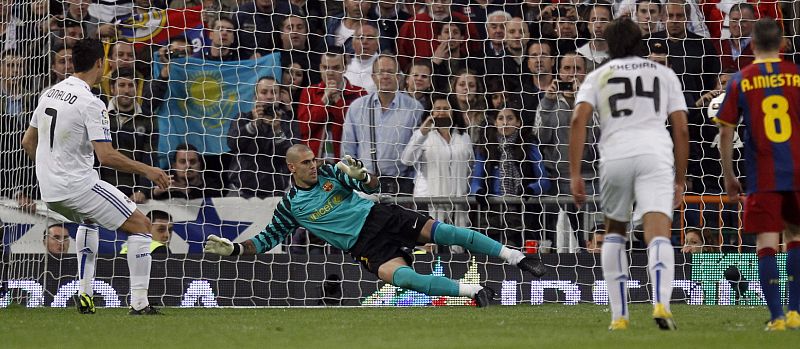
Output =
[{"x1": 348, "y1": 203, "x2": 431, "y2": 274}]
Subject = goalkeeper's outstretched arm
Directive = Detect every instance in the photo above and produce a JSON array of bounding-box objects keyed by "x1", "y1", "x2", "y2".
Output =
[{"x1": 204, "y1": 196, "x2": 300, "y2": 255}]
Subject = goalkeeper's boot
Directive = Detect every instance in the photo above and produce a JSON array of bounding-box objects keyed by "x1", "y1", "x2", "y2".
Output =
[
  {"x1": 653, "y1": 303, "x2": 677, "y2": 330},
  {"x1": 765, "y1": 318, "x2": 786, "y2": 331},
  {"x1": 75, "y1": 293, "x2": 95, "y2": 314},
  {"x1": 786, "y1": 311, "x2": 800, "y2": 330},
  {"x1": 474, "y1": 286, "x2": 496, "y2": 308},
  {"x1": 129, "y1": 305, "x2": 163, "y2": 315},
  {"x1": 517, "y1": 255, "x2": 547, "y2": 277},
  {"x1": 608, "y1": 318, "x2": 629, "y2": 331}
]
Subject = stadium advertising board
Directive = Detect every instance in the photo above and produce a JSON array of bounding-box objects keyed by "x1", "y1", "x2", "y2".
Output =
[{"x1": 1, "y1": 253, "x2": 786, "y2": 308}]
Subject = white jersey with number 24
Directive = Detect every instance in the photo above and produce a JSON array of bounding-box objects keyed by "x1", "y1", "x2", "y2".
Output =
[{"x1": 575, "y1": 56, "x2": 687, "y2": 162}]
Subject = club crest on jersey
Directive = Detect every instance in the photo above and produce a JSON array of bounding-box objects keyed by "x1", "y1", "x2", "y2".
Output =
[{"x1": 322, "y1": 181, "x2": 334, "y2": 192}]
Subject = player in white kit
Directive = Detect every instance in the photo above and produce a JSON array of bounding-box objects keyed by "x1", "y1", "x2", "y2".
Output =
[
  {"x1": 21, "y1": 38, "x2": 171, "y2": 315},
  {"x1": 568, "y1": 18, "x2": 689, "y2": 330}
]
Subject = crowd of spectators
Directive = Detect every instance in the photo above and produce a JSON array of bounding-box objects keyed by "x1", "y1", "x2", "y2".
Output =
[{"x1": 3, "y1": 0, "x2": 800, "y2": 252}]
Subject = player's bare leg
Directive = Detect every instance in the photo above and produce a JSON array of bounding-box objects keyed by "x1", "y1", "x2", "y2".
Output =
[
  {"x1": 603, "y1": 218, "x2": 629, "y2": 330},
  {"x1": 377, "y1": 256, "x2": 493, "y2": 307},
  {"x1": 643, "y1": 212, "x2": 677, "y2": 330},
  {"x1": 119, "y1": 210, "x2": 160, "y2": 315},
  {"x1": 785, "y1": 224, "x2": 800, "y2": 329}
]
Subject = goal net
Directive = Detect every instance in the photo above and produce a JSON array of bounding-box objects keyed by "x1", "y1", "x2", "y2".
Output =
[{"x1": 1, "y1": 0, "x2": 797, "y2": 308}]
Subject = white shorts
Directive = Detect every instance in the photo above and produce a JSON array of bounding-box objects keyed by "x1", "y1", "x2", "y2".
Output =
[
  {"x1": 599, "y1": 154, "x2": 674, "y2": 223},
  {"x1": 46, "y1": 181, "x2": 137, "y2": 230}
]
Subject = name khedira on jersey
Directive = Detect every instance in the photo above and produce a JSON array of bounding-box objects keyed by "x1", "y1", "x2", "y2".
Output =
[
  {"x1": 44, "y1": 88, "x2": 78, "y2": 104},
  {"x1": 608, "y1": 61, "x2": 658, "y2": 70}
]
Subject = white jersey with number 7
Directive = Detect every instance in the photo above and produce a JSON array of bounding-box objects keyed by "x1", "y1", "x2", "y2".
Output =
[{"x1": 30, "y1": 76, "x2": 112, "y2": 202}]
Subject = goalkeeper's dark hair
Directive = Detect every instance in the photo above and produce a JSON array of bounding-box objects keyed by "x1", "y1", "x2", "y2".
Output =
[
  {"x1": 752, "y1": 17, "x2": 783, "y2": 52},
  {"x1": 606, "y1": 17, "x2": 643, "y2": 59},
  {"x1": 72, "y1": 38, "x2": 105, "y2": 73}
]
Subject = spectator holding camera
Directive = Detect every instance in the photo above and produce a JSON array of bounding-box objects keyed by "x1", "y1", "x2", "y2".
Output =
[
  {"x1": 298, "y1": 49, "x2": 367, "y2": 163},
  {"x1": 540, "y1": 3, "x2": 585, "y2": 55},
  {"x1": 228, "y1": 76, "x2": 298, "y2": 198},
  {"x1": 472, "y1": 103, "x2": 550, "y2": 247},
  {"x1": 535, "y1": 52, "x2": 598, "y2": 248},
  {"x1": 401, "y1": 94, "x2": 473, "y2": 227},
  {"x1": 143, "y1": 36, "x2": 193, "y2": 116}
]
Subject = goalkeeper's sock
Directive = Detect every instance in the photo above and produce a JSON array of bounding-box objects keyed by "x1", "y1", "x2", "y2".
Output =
[
  {"x1": 758, "y1": 247, "x2": 784, "y2": 321},
  {"x1": 392, "y1": 266, "x2": 460, "y2": 296},
  {"x1": 603, "y1": 234, "x2": 629, "y2": 321},
  {"x1": 786, "y1": 241, "x2": 800, "y2": 312},
  {"x1": 431, "y1": 221, "x2": 503, "y2": 257},
  {"x1": 647, "y1": 236, "x2": 674, "y2": 312},
  {"x1": 76, "y1": 224, "x2": 99, "y2": 297},
  {"x1": 127, "y1": 233, "x2": 152, "y2": 310}
]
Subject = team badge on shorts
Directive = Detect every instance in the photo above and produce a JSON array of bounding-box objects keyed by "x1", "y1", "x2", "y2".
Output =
[{"x1": 323, "y1": 181, "x2": 334, "y2": 192}]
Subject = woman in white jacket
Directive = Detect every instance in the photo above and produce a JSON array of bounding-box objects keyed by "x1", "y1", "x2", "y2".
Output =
[{"x1": 401, "y1": 95, "x2": 474, "y2": 231}]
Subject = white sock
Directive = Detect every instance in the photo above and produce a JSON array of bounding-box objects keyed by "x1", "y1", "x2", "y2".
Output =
[
  {"x1": 602, "y1": 234, "x2": 629, "y2": 321},
  {"x1": 648, "y1": 236, "x2": 675, "y2": 312},
  {"x1": 75, "y1": 224, "x2": 98, "y2": 296},
  {"x1": 127, "y1": 234, "x2": 152, "y2": 310},
  {"x1": 499, "y1": 247, "x2": 525, "y2": 266},
  {"x1": 458, "y1": 284, "x2": 483, "y2": 298}
]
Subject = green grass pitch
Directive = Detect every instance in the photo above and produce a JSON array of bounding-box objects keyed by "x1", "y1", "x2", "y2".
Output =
[{"x1": 1, "y1": 304, "x2": 796, "y2": 348}]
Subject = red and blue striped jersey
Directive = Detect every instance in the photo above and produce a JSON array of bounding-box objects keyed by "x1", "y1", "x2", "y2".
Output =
[{"x1": 715, "y1": 58, "x2": 800, "y2": 193}]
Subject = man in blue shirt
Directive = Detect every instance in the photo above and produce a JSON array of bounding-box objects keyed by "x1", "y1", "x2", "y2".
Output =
[
  {"x1": 342, "y1": 54, "x2": 422, "y2": 194},
  {"x1": 205, "y1": 144, "x2": 546, "y2": 306}
]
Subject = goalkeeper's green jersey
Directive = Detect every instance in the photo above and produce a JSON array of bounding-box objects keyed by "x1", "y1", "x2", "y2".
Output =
[{"x1": 250, "y1": 164, "x2": 379, "y2": 253}]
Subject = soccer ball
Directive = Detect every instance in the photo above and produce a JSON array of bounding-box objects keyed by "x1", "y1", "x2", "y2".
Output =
[{"x1": 707, "y1": 93, "x2": 726, "y2": 119}]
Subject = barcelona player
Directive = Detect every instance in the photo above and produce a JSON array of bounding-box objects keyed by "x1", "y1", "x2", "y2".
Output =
[
  {"x1": 204, "y1": 144, "x2": 547, "y2": 307},
  {"x1": 715, "y1": 18, "x2": 800, "y2": 331}
]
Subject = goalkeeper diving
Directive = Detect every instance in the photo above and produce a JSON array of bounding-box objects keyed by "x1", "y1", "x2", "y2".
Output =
[{"x1": 205, "y1": 144, "x2": 546, "y2": 306}]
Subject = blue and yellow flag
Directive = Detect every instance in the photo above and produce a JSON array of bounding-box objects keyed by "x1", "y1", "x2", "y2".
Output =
[{"x1": 156, "y1": 53, "x2": 282, "y2": 167}]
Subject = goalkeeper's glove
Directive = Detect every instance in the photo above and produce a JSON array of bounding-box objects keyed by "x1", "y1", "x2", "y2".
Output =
[
  {"x1": 204, "y1": 235, "x2": 241, "y2": 256},
  {"x1": 336, "y1": 155, "x2": 369, "y2": 181}
]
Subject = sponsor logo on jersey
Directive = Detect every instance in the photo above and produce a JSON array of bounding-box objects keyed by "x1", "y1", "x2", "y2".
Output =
[{"x1": 309, "y1": 194, "x2": 343, "y2": 221}]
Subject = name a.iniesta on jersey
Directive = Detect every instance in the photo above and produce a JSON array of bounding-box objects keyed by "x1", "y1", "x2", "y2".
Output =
[
  {"x1": 740, "y1": 73, "x2": 800, "y2": 93},
  {"x1": 44, "y1": 88, "x2": 78, "y2": 104}
]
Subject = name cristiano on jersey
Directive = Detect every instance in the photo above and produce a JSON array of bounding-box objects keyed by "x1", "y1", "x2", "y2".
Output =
[{"x1": 740, "y1": 73, "x2": 800, "y2": 92}]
